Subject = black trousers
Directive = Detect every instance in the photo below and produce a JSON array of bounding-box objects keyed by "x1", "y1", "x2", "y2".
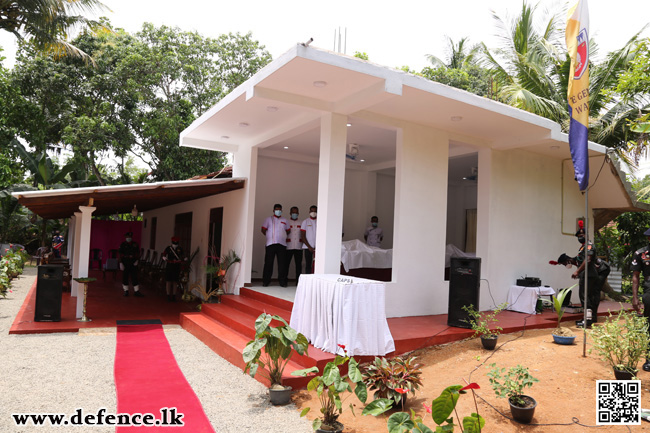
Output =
[
  {"x1": 578, "y1": 264, "x2": 601, "y2": 321},
  {"x1": 122, "y1": 262, "x2": 139, "y2": 286},
  {"x1": 284, "y1": 249, "x2": 303, "y2": 282},
  {"x1": 303, "y1": 249, "x2": 314, "y2": 274},
  {"x1": 263, "y1": 244, "x2": 287, "y2": 286}
]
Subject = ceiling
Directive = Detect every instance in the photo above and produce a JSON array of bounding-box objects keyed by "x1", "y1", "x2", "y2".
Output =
[{"x1": 14, "y1": 178, "x2": 245, "y2": 220}]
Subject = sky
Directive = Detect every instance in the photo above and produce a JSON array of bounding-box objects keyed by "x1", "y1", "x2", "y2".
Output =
[
  {"x1": 1, "y1": 0, "x2": 649, "y2": 70},
  {"x1": 1, "y1": 0, "x2": 649, "y2": 175}
]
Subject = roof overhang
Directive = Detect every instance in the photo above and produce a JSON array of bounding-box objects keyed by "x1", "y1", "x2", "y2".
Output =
[
  {"x1": 13, "y1": 178, "x2": 246, "y2": 220},
  {"x1": 179, "y1": 44, "x2": 584, "y2": 162}
]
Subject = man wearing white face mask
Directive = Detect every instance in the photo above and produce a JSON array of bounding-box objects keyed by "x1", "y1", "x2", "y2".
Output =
[
  {"x1": 284, "y1": 206, "x2": 303, "y2": 283},
  {"x1": 301, "y1": 205, "x2": 317, "y2": 274},
  {"x1": 261, "y1": 204, "x2": 290, "y2": 287}
]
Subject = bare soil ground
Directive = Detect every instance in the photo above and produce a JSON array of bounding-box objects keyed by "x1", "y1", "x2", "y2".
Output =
[{"x1": 293, "y1": 323, "x2": 648, "y2": 432}]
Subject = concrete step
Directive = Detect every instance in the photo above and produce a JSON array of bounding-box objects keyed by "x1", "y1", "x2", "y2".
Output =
[{"x1": 180, "y1": 312, "x2": 314, "y2": 389}]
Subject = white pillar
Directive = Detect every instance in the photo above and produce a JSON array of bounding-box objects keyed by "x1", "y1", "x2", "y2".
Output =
[
  {"x1": 67, "y1": 215, "x2": 76, "y2": 269},
  {"x1": 385, "y1": 123, "x2": 449, "y2": 317},
  {"x1": 72, "y1": 206, "x2": 95, "y2": 318},
  {"x1": 233, "y1": 146, "x2": 258, "y2": 290},
  {"x1": 476, "y1": 147, "x2": 493, "y2": 306},
  {"x1": 315, "y1": 113, "x2": 347, "y2": 274},
  {"x1": 71, "y1": 213, "x2": 82, "y2": 297}
]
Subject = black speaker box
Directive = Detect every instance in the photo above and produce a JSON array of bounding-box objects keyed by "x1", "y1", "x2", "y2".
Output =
[
  {"x1": 35, "y1": 265, "x2": 63, "y2": 322},
  {"x1": 447, "y1": 257, "x2": 481, "y2": 328}
]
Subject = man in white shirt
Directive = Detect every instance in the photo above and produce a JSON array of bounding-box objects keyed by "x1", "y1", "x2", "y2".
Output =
[
  {"x1": 301, "y1": 205, "x2": 317, "y2": 274},
  {"x1": 284, "y1": 206, "x2": 303, "y2": 283},
  {"x1": 364, "y1": 216, "x2": 384, "y2": 247},
  {"x1": 261, "y1": 203, "x2": 290, "y2": 287}
]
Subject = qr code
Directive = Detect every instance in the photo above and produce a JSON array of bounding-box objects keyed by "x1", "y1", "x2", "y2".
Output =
[{"x1": 597, "y1": 380, "x2": 640, "y2": 425}]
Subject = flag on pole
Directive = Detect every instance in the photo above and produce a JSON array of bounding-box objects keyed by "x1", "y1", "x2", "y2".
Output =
[{"x1": 566, "y1": 0, "x2": 590, "y2": 191}]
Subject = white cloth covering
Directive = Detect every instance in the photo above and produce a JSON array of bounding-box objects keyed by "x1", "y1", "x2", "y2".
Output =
[
  {"x1": 506, "y1": 285, "x2": 556, "y2": 314},
  {"x1": 445, "y1": 244, "x2": 476, "y2": 268},
  {"x1": 340, "y1": 239, "x2": 392, "y2": 272},
  {"x1": 290, "y1": 274, "x2": 395, "y2": 356}
]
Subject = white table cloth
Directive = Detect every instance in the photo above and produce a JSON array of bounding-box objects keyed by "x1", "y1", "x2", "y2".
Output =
[
  {"x1": 290, "y1": 274, "x2": 395, "y2": 356},
  {"x1": 506, "y1": 285, "x2": 556, "y2": 314},
  {"x1": 340, "y1": 239, "x2": 392, "y2": 272}
]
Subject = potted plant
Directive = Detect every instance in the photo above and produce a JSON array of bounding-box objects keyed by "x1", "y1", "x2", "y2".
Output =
[
  {"x1": 385, "y1": 383, "x2": 485, "y2": 433},
  {"x1": 360, "y1": 355, "x2": 423, "y2": 410},
  {"x1": 293, "y1": 345, "x2": 393, "y2": 432},
  {"x1": 462, "y1": 303, "x2": 507, "y2": 350},
  {"x1": 551, "y1": 286, "x2": 577, "y2": 345},
  {"x1": 487, "y1": 363, "x2": 539, "y2": 423},
  {"x1": 243, "y1": 313, "x2": 309, "y2": 405},
  {"x1": 588, "y1": 308, "x2": 649, "y2": 380},
  {"x1": 191, "y1": 248, "x2": 241, "y2": 305}
]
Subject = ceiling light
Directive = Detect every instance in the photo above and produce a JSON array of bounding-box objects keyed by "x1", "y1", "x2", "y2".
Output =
[
  {"x1": 221, "y1": 135, "x2": 230, "y2": 140},
  {"x1": 283, "y1": 146, "x2": 289, "y2": 149},
  {"x1": 347, "y1": 123, "x2": 352, "y2": 127},
  {"x1": 451, "y1": 116, "x2": 463, "y2": 122},
  {"x1": 360, "y1": 159, "x2": 365, "y2": 162},
  {"x1": 239, "y1": 122, "x2": 249, "y2": 127},
  {"x1": 266, "y1": 106, "x2": 279, "y2": 112},
  {"x1": 313, "y1": 81, "x2": 327, "y2": 88}
]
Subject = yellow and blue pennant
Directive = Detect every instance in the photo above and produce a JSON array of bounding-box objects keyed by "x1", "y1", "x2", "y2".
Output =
[{"x1": 566, "y1": 0, "x2": 590, "y2": 191}]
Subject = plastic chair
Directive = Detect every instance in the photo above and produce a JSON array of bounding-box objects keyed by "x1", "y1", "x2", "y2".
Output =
[
  {"x1": 89, "y1": 248, "x2": 103, "y2": 270},
  {"x1": 103, "y1": 257, "x2": 119, "y2": 280},
  {"x1": 31, "y1": 246, "x2": 50, "y2": 266}
]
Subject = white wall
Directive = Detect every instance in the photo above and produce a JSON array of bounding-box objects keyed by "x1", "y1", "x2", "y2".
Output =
[
  {"x1": 476, "y1": 148, "x2": 592, "y2": 311},
  {"x1": 386, "y1": 122, "x2": 449, "y2": 317},
  {"x1": 446, "y1": 182, "x2": 477, "y2": 249},
  {"x1": 376, "y1": 173, "x2": 396, "y2": 249},
  {"x1": 141, "y1": 188, "x2": 247, "y2": 293}
]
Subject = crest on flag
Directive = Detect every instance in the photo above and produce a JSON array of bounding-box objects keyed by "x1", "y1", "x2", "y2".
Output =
[{"x1": 574, "y1": 28, "x2": 589, "y2": 79}]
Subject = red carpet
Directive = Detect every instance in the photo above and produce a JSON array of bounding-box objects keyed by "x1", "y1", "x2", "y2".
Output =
[{"x1": 114, "y1": 323, "x2": 215, "y2": 432}]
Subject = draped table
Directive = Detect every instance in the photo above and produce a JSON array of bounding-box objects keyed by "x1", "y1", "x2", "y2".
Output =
[
  {"x1": 506, "y1": 285, "x2": 556, "y2": 314},
  {"x1": 290, "y1": 274, "x2": 395, "y2": 356}
]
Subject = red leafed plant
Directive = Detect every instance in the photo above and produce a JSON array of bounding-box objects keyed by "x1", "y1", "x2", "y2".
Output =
[{"x1": 360, "y1": 355, "x2": 423, "y2": 409}]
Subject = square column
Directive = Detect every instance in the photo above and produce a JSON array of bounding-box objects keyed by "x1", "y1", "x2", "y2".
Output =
[
  {"x1": 315, "y1": 113, "x2": 347, "y2": 274},
  {"x1": 233, "y1": 146, "x2": 258, "y2": 289},
  {"x1": 71, "y1": 206, "x2": 95, "y2": 318}
]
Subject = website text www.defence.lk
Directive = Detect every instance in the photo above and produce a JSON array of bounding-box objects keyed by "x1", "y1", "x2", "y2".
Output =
[{"x1": 12, "y1": 407, "x2": 184, "y2": 427}]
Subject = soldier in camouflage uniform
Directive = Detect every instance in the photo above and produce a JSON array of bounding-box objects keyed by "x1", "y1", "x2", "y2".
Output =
[{"x1": 631, "y1": 227, "x2": 650, "y2": 372}]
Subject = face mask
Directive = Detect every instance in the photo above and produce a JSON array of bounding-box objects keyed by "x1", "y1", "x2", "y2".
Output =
[
  {"x1": 291, "y1": 213, "x2": 299, "y2": 220},
  {"x1": 578, "y1": 237, "x2": 585, "y2": 244},
  {"x1": 372, "y1": 222, "x2": 378, "y2": 228},
  {"x1": 126, "y1": 238, "x2": 132, "y2": 243},
  {"x1": 310, "y1": 212, "x2": 317, "y2": 218},
  {"x1": 565, "y1": 263, "x2": 572, "y2": 269},
  {"x1": 172, "y1": 243, "x2": 178, "y2": 248},
  {"x1": 274, "y1": 210, "x2": 282, "y2": 217}
]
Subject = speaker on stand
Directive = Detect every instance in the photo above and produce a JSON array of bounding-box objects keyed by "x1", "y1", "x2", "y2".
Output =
[
  {"x1": 35, "y1": 265, "x2": 63, "y2": 322},
  {"x1": 447, "y1": 257, "x2": 481, "y2": 328}
]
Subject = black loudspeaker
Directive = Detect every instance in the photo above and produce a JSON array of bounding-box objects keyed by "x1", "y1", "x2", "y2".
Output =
[
  {"x1": 447, "y1": 257, "x2": 481, "y2": 328},
  {"x1": 35, "y1": 265, "x2": 63, "y2": 322}
]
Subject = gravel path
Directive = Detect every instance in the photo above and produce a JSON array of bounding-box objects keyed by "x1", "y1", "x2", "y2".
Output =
[{"x1": 0, "y1": 267, "x2": 312, "y2": 433}]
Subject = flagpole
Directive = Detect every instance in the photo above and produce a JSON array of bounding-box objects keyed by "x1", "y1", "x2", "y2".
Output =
[{"x1": 583, "y1": 189, "x2": 589, "y2": 357}]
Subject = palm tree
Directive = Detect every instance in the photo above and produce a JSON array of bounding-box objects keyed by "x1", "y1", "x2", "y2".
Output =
[
  {"x1": 426, "y1": 36, "x2": 481, "y2": 70},
  {"x1": 0, "y1": 0, "x2": 107, "y2": 59},
  {"x1": 482, "y1": 1, "x2": 645, "y2": 153}
]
